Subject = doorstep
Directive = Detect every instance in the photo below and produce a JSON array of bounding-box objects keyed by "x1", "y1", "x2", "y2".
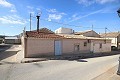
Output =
[{"x1": 21, "y1": 58, "x2": 48, "y2": 63}]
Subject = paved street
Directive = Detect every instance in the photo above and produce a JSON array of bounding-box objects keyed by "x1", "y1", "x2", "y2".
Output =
[
  {"x1": 0, "y1": 44, "x2": 21, "y2": 63},
  {"x1": 0, "y1": 54, "x2": 119, "y2": 80}
]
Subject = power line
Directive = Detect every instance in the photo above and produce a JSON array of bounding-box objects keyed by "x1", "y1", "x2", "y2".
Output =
[
  {"x1": 40, "y1": 18, "x2": 105, "y2": 30},
  {"x1": 40, "y1": 18, "x2": 82, "y2": 27},
  {"x1": 106, "y1": 28, "x2": 112, "y2": 33}
]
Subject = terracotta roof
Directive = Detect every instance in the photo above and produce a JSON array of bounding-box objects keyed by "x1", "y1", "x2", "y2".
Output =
[
  {"x1": 100, "y1": 32, "x2": 120, "y2": 38},
  {"x1": 59, "y1": 34, "x2": 111, "y2": 40},
  {"x1": 32, "y1": 28, "x2": 54, "y2": 34},
  {"x1": 75, "y1": 30, "x2": 94, "y2": 35},
  {"x1": 26, "y1": 28, "x2": 65, "y2": 39}
]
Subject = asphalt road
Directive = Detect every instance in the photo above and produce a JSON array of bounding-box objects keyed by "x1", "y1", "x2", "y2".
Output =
[
  {"x1": 0, "y1": 44, "x2": 21, "y2": 63},
  {"x1": 0, "y1": 54, "x2": 119, "y2": 80}
]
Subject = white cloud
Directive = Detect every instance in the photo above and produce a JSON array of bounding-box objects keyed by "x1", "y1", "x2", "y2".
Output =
[
  {"x1": 96, "y1": 0, "x2": 119, "y2": 4},
  {"x1": 76, "y1": 0, "x2": 119, "y2": 6},
  {"x1": 10, "y1": 9, "x2": 17, "y2": 13},
  {"x1": 76, "y1": 0, "x2": 94, "y2": 6},
  {"x1": 27, "y1": 6, "x2": 35, "y2": 15},
  {"x1": 0, "y1": 15, "x2": 27, "y2": 25},
  {"x1": 47, "y1": 8, "x2": 66, "y2": 15},
  {"x1": 48, "y1": 14, "x2": 62, "y2": 21},
  {"x1": 36, "y1": 8, "x2": 41, "y2": 11},
  {"x1": 72, "y1": 13, "x2": 79, "y2": 18},
  {"x1": 69, "y1": 5, "x2": 118, "y2": 23},
  {"x1": 10, "y1": 6, "x2": 17, "y2": 13},
  {"x1": 27, "y1": 6, "x2": 33, "y2": 10},
  {"x1": 69, "y1": 9, "x2": 103, "y2": 22},
  {"x1": 0, "y1": 0, "x2": 13, "y2": 7},
  {"x1": 47, "y1": 9, "x2": 57, "y2": 13},
  {"x1": 0, "y1": 0, "x2": 17, "y2": 13},
  {"x1": 47, "y1": 8, "x2": 66, "y2": 21}
]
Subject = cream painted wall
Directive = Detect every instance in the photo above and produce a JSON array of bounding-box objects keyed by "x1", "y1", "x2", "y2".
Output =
[
  {"x1": 62, "y1": 39, "x2": 91, "y2": 54},
  {"x1": 106, "y1": 38, "x2": 117, "y2": 47},
  {"x1": 25, "y1": 37, "x2": 111, "y2": 57},
  {"x1": 93, "y1": 43, "x2": 111, "y2": 53},
  {"x1": 26, "y1": 38, "x2": 54, "y2": 57}
]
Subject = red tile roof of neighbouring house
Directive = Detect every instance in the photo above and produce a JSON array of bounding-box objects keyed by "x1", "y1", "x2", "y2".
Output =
[
  {"x1": 26, "y1": 28, "x2": 65, "y2": 39},
  {"x1": 100, "y1": 32, "x2": 120, "y2": 38},
  {"x1": 32, "y1": 28, "x2": 54, "y2": 34}
]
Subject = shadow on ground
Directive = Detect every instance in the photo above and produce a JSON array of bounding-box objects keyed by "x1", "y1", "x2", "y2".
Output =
[
  {"x1": 0, "y1": 44, "x2": 12, "y2": 52},
  {"x1": 76, "y1": 59, "x2": 88, "y2": 62},
  {"x1": 22, "y1": 51, "x2": 120, "y2": 63},
  {"x1": 0, "y1": 44, "x2": 19, "y2": 61},
  {"x1": 0, "y1": 51, "x2": 18, "y2": 61},
  {"x1": 36, "y1": 51, "x2": 120, "y2": 63}
]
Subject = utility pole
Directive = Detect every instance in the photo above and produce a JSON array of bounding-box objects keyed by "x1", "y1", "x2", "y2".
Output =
[
  {"x1": 105, "y1": 27, "x2": 107, "y2": 43},
  {"x1": 30, "y1": 13, "x2": 32, "y2": 31}
]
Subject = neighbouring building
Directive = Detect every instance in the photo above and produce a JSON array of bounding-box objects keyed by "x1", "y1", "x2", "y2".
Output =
[
  {"x1": 75, "y1": 30, "x2": 100, "y2": 38},
  {"x1": 0, "y1": 35, "x2": 5, "y2": 43},
  {"x1": 5, "y1": 36, "x2": 21, "y2": 44},
  {"x1": 100, "y1": 32, "x2": 120, "y2": 49},
  {"x1": 55, "y1": 27, "x2": 74, "y2": 34},
  {"x1": 0, "y1": 38, "x2": 3, "y2": 44},
  {"x1": 22, "y1": 28, "x2": 111, "y2": 58}
]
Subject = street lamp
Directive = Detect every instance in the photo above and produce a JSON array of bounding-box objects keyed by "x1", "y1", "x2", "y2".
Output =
[{"x1": 117, "y1": 8, "x2": 120, "y2": 75}]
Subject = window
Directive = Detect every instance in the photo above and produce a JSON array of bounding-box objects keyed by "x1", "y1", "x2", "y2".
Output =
[
  {"x1": 84, "y1": 42, "x2": 87, "y2": 46},
  {"x1": 74, "y1": 44, "x2": 79, "y2": 51},
  {"x1": 100, "y1": 43, "x2": 102, "y2": 48},
  {"x1": 104, "y1": 40, "x2": 106, "y2": 44},
  {"x1": 87, "y1": 39, "x2": 90, "y2": 43}
]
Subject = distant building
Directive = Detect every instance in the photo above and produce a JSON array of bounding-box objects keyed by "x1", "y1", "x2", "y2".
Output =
[
  {"x1": 5, "y1": 36, "x2": 21, "y2": 44},
  {"x1": 55, "y1": 27, "x2": 74, "y2": 34},
  {"x1": 100, "y1": 32, "x2": 120, "y2": 49},
  {"x1": 75, "y1": 30, "x2": 100, "y2": 38},
  {"x1": 0, "y1": 38, "x2": 3, "y2": 44},
  {"x1": 0, "y1": 35, "x2": 5, "y2": 43}
]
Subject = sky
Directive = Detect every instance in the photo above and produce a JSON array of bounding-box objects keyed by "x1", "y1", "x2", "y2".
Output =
[{"x1": 0, "y1": 0, "x2": 120, "y2": 36}]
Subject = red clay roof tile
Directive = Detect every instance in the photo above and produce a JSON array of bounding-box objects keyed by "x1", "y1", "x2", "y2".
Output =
[{"x1": 26, "y1": 28, "x2": 65, "y2": 39}]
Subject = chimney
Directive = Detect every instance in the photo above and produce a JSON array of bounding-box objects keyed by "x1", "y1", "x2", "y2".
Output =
[{"x1": 36, "y1": 15, "x2": 40, "y2": 32}]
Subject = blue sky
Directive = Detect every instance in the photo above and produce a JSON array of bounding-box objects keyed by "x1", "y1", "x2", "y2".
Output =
[{"x1": 0, "y1": 0, "x2": 120, "y2": 36}]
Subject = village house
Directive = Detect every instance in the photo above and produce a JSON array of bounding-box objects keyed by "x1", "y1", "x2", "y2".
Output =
[
  {"x1": 75, "y1": 30, "x2": 100, "y2": 38},
  {"x1": 100, "y1": 32, "x2": 120, "y2": 50},
  {"x1": 22, "y1": 28, "x2": 111, "y2": 58},
  {"x1": 55, "y1": 27, "x2": 100, "y2": 37},
  {"x1": 55, "y1": 27, "x2": 74, "y2": 34}
]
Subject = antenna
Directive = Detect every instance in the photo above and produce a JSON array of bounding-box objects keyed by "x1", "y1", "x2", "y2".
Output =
[
  {"x1": 105, "y1": 27, "x2": 107, "y2": 43},
  {"x1": 92, "y1": 24, "x2": 93, "y2": 37},
  {"x1": 30, "y1": 13, "x2": 32, "y2": 31},
  {"x1": 92, "y1": 24, "x2": 93, "y2": 31}
]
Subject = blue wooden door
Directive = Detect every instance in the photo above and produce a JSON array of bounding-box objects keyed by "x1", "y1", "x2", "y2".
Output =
[{"x1": 55, "y1": 40, "x2": 62, "y2": 55}]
